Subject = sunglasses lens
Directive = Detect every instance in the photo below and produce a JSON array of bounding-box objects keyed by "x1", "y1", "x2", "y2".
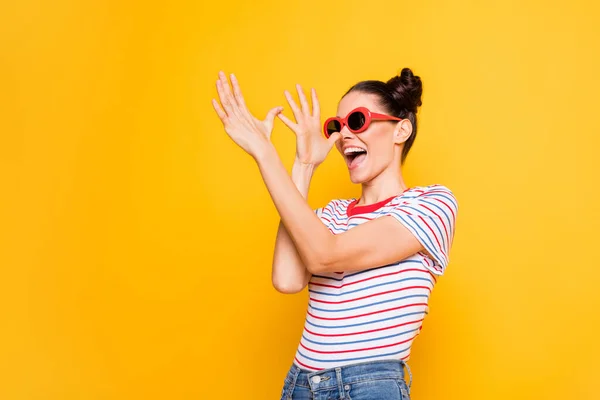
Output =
[
  {"x1": 347, "y1": 111, "x2": 366, "y2": 131},
  {"x1": 326, "y1": 120, "x2": 341, "y2": 136}
]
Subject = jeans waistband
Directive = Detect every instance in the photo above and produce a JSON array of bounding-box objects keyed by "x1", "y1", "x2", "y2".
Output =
[{"x1": 287, "y1": 359, "x2": 412, "y2": 392}]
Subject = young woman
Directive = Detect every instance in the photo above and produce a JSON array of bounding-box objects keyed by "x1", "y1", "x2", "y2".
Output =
[{"x1": 212, "y1": 67, "x2": 458, "y2": 400}]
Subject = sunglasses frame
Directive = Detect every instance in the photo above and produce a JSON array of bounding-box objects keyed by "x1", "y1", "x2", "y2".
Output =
[{"x1": 323, "y1": 107, "x2": 404, "y2": 138}]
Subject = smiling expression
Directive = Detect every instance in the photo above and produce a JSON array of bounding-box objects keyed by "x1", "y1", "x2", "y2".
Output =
[{"x1": 333, "y1": 91, "x2": 412, "y2": 184}]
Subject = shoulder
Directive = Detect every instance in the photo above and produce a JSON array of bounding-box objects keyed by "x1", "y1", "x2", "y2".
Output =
[
  {"x1": 389, "y1": 184, "x2": 457, "y2": 209},
  {"x1": 384, "y1": 184, "x2": 458, "y2": 225}
]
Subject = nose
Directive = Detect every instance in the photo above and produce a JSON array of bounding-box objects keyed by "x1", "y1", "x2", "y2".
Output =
[{"x1": 340, "y1": 125, "x2": 355, "y2": 139}]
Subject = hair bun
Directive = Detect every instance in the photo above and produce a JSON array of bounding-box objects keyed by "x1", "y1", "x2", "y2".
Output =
[{"x1": 386, "y1": 67, "x2": 423, "y2": 112}]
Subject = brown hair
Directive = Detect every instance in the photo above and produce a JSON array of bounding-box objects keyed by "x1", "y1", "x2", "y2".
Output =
[{"x1": 345, "y1": 68, "x2": 423, "y2": 165}]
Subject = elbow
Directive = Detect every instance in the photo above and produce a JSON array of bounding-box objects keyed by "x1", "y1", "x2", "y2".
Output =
[
  {"x1": 271, "y1": 269, "x2": 307, "y2": 294},
  {"x1": 272, "y1": 279, "x2": 306, "y2": 294},
  {"x1": 306, "y1": 236, "x2": 341, "y2": 275},
  {"x1": 305, "y1": 251, "x2": 333, "y2": 275}
]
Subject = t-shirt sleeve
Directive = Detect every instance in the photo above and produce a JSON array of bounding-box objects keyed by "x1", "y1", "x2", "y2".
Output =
[
  {"x1": 314, "y1": 200, "x2": 347, "y2": 232},
  {"x1": 315, "y1": 200, "x2": 337, "y2": 224},
  {"x1": 386, "y1": 186, "x2": 458, "y2": 275}
]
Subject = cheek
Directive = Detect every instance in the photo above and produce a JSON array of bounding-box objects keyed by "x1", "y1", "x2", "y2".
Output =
[
  {"x1": 365, "y1": 143, "x2": 394, "y2": 171},
  {"x1": 364, "y1": 138, "x2": 388, "y2": 158}
]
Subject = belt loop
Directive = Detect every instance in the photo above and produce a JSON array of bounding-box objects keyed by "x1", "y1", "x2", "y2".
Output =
[
  {"x1": 285, "y1": 365, "x2": 301, "y2": 399},
  {"x1": 401, "y1": 360, "x2": 413, "y2": 392},
  {"x1": 335, "y1": 367, "x2": 344, "y2": 400}
]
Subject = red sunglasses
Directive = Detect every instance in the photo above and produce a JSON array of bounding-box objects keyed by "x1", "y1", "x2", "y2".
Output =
[{"x1": 323, "y1": 107, "x2": 404, "y2": 138}]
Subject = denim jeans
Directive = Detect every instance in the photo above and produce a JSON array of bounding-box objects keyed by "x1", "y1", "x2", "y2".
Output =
[{"x1": 280, "y1": 359, "x2": 412, "y2": 400}]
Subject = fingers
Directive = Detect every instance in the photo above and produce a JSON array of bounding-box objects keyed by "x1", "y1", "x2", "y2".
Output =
[
  {"x1": 296, "y1": 84, "x2": 310, "y2": 115},
  {"x1": 265, "y1": 106, "x2": 284, "y2": 123},
  {"x1": 218, "y1": 71, "x2": 235, "y2": 104},
  {"x1": 215, "y1": 79, "x2": 234, "y2": 116},
  {"x1": 264, "y1": 106, "x2": 284, "y2": 131},
  {"x1": 230, "y1": 73, "x2": 249, "y2": 112},
  {"x1": 327, "y1": 131, "x2": 342, "y2": 147},
  {"x1": 216, "y1": 71, "x2": 245, "y2": 121},
  {"x1": 212, "y1": 98, "x2": 227, "y2": 122},
  {"x1": 284, "y1": 89, "x2": 302, "y2": 123},
  {"x1": 277, "y1": 112, "x2": 297, "y2": 131},
  {"x1": 311, "y1": 88, "x2": 320, "y2": 118}
]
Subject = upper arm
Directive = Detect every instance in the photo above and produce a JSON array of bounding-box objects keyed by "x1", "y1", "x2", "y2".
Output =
[
  {"x1": 316, "y1": 187, "x2": 458, "y2": 275},
  {"x1": 319, "y1": 216, "x2": 426, "y2": 274}
]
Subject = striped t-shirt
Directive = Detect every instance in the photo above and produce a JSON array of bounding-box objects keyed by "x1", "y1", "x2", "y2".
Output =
[{"x1": 293, "y1": 184, "x2": 458, "y2": 371}]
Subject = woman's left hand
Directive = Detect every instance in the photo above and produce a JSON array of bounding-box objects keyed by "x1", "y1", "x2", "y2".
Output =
[{"x1": 212, "y1": 71, "x2": 283, "y2": 159}]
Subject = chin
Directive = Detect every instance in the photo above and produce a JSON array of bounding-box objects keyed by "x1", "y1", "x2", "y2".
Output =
[{"x1": 348, "y1": 166, "x2": 373, "y2": 184}]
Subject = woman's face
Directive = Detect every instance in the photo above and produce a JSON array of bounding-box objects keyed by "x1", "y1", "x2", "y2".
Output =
[{"x1": 333, "y1": 91, "x2": 410, "y2": 184}]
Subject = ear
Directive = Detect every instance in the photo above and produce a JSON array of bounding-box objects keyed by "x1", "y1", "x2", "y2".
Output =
[{"x1": 392, "y1": 119, "x2": 412, "y2": 145}]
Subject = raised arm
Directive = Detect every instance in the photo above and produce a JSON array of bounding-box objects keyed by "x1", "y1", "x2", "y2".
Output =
[
  {"x1": 212, "y1": 73, "x2": 453, "y2": 281},
  {"x1": 271, "y1": 162, "x2": 314, "y2": 294},
  {"x1": 270, "y1": 84, "x2": 340, "y2": 293}
]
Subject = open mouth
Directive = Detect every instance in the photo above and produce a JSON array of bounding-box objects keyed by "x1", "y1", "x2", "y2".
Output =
[{"x1": 344, "y1": 147, "x2": 368, "y2": 170}]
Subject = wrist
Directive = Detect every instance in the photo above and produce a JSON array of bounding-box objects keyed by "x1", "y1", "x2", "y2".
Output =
[
  {"x1": 252, "y1": 142, "x2": 277, "y2": 164},
  {"x1": 292, "y1": 159, "x2": 314, "y2": 198}
]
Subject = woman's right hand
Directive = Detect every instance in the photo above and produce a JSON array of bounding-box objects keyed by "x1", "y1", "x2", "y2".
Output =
[{"x1": 278, "y1": 85, "x2": 342, "y2": 167}]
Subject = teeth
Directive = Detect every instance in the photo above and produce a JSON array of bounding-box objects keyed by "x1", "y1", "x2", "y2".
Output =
[{"x1": 344, "y1": 147, "x2": 366, "y2": 155}]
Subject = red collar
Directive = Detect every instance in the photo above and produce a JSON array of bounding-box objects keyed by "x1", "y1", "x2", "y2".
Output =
[{"x1": 346, "y1": 188, "x2": 412, "y2": 217}]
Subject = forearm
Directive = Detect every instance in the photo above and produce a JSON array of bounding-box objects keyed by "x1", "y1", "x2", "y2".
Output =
[
  {"x1": 257, "y1": 146, "x2": 333, "y2": 274},
  {"x1": 271, "y1": 160, "x2": 315, "y2": 293}
]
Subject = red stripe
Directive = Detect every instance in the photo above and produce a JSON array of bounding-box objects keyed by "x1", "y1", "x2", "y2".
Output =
[
  {"x1": 300, "y1": 334, "x2": 417, "y2": 354},
  {"x1": 417, "y1": 259, "x2": 440, "y2": 279},
  {"x1": 421, "y1": 203, "x2": 450, "y2": 241},
  {"x1": 304, "y1": 318, "x2": 424, "y2": 337},
  {"x1": 308, "y1": 302, "x2": 428, "y2": 321},
  {"x1": 397, "y1": 205, "x2": 447, "y2": 263},
  {"x1": 418, "y1": 214, "x2": 448, "y2": 261},
  {"x1": 294, "y1": 357, "x2": 322, "y2": 371},
  {"x1": 429, "y1": 194, "x2": 457, "y2": 223},
  {"x1": 310, "y1": 286, "x2": 431, "y2": 304},
  {"x1": 311, "y1": 268, "x2": 434, "y2": 289},
  {"x1": 348, "y1": 215, "x2": 376, "y2": 222},
  {"x1": 430, "y1": 195, "x2": 457, "y2": 244},
  {"x1": 421, "y1": 256, "x2": 442, "y2": 273}
]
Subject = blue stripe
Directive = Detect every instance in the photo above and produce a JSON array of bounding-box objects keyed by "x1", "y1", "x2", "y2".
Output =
[
  {"x1": 309, "y1": 294, "x2": 429, "y2": 313},
  {"x1": 326, "y1": 225, "x2": 346, "y2": 234},
  {"x1": 388, "y1": 210, "x2": 445, "y2": 267},
  {"x1": 297, "y1": 346, "x2": 411, "y2": 364},
  {"x1": 311, "y1": 259, "x2": 422, "y2": 282},
  {"x1": 309, "y1": 277, "x2": 431, "y2": 297},
  {"x1": 321, "y1": 210, "x2": 346, "y2": 227},
  {"x1": 322, "y1": 205, "x2": 349, "y2": 225},
  {"x1": 420, "y1": 199, "x2": 452, "y2": 248},
  {"x1": 426, "y1": 191, "x2": 458, "y2": 210},
  {"x1": 302, "y1": 328, "x2": 419, "y2": 346},
  {"x1": 306, "y1": 311, "x2": 425, "y2": 329},
  {"x1": 403, "y1": 204, "x2": 446, "y2": 251},
  {"x1": 345, "y1": 260, "x2": 422, "y2": 279}
]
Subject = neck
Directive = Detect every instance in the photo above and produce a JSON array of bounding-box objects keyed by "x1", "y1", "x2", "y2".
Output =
[{"x1": 358, "y1": 164, "x2": 408, "y2": 206}]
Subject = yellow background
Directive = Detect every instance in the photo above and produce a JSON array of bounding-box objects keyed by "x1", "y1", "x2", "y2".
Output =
[{"x1": 1, "y1": 0, "x2": 599, "y2": 399}]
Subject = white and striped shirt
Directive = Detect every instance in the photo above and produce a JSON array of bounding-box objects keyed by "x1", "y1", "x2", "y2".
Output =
[{"x1": 293, "y1": 184, "x2": 458, "y2": 371}]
